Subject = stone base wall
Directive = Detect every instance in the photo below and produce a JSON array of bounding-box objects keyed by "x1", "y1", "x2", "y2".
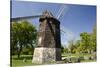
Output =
[{"x1": 32, "y1": 47, "x2": 61, "y2": 64}]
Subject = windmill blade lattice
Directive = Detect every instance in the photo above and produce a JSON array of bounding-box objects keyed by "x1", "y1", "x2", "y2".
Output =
[{"x1": 11, "y1": 15, "x2": 42, "y2": 22}]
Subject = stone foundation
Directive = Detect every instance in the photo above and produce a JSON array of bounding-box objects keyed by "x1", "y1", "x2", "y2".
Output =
[{"x1": 32, "y1": 47, "x2": 61, "y2": 64}]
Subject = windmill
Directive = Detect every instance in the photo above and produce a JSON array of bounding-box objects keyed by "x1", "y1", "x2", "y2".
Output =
[{"x1": 11, "y1": 5, "x2": 67, "y2": 64}]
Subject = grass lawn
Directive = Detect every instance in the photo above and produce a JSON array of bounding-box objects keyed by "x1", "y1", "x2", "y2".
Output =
[
  {"x1": 11, "y1": 55, "x2": 37, "y2": 67},
  {"x1": 62, "y1": 53, "x2": 93, "y2": 57},
  {"x1": 12, "y1": 59, "x2": 33, "y2": 66},
  {"x1": 11, "y1": 53, "x2": 96, "y2": 67}
]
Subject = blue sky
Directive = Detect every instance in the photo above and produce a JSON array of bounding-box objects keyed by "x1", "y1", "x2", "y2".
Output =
[{"x1": 11, "y1": 1, "x2": 96, "y2": 47}]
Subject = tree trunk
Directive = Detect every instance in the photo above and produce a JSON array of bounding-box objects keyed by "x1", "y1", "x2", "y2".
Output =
[
  {"x1": 30, "y1": 43, "x2": 34, "y2": 55},
  {"x1": 17, "y1": 45, "x2": 22, "y2": 59}
]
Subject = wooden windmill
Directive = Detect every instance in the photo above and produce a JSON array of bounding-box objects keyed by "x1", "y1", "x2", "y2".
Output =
[
  {"x1": 32, "y1": 10, "x2": 61, "y2": 63},
  {"x1": 11, "y1": 5, "x2": 66, "y2": 64}
]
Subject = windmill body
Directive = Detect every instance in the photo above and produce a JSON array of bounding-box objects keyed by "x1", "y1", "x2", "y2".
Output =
[{"x1": 32, "y1": 10, "x2": 61, "y2": 63}]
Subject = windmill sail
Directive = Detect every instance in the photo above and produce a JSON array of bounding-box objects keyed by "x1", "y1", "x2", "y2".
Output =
[
  {"x1": 57, "y1": 5, "x2": 66, "y2": 19},
  {"x1": 11, "y1": 15, "x2": 42, "y2": 21}
]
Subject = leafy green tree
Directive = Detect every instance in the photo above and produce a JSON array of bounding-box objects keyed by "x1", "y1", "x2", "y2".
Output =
[
  {"x1": 67, "y1": 24, "x2": 96, "y2": 54},
  {"x1": 90, "y1": 25, "x2": 96, "y2": 52},
  {"x1": 79, "y1": 25, "x2": 96, "y2": 53},
  {"x1": 61, "y1": 45, "x2": 69, "y2": 54},
  {"x1": 61, "y1": 45, "x2": 64, "y2": 53},
  {"x1": 68, "y1": 40, "x2": 76, "y2": 53},
  {"x1": 11, "y1": 20, "x2": 37, "y2": 58},
  {"x1": 63, "y1": 48, "x2": 69, "y2": 54},
  {"x1": 73, "y1": 40, "x2": 81, "y2": 53},
  {"x1": 80, "y1": 32, "x2": 91, "y2": 53},
  {"x1": 92, "y1": 25, "x2": 96, "y2": 51}
]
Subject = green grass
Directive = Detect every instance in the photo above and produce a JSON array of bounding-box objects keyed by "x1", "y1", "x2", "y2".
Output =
[
  {"x1": 81, "y1": 60, "x2": 96, "y2": 62},
  {"x1": 11, "y1": 55, "x2": 57, "y2": 67},
  {"x1": 12, "y1": 55, "x2": 36, "y2": 67},
  {"x1": 12, "y1": 55, "x2": 52, "y2": 67},
  {"x1": 11, "y1": 53, "x2": 96, "y2": 67},
  {"x1": 62, "y1": 53, "x2": 93, "y2": 57},
  {"x1": 12, "y1": 59, "x2": 33, "y2": 66}
]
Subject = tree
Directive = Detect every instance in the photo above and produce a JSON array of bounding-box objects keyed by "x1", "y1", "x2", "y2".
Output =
[
  {"x1": 73, "y1": 40, "x2": 81, "y2": 53},
  {"x1": 61, "y1": 45, "x2": 64, "y2": 53},
  {"x1": 80, "y1": 32, "x2": 91, "y2": 53},
  {"x1": 68, "y1": 40, "x2": 76, "y2": 53},
  {"x1": 61, "y1": 45, "x2": 68, "y2": 54},
  {"x1": 66, "y1": 24, "x2": 96, "y2": 54},
  {"x1": 11, "y1": 20, "x2": 37, "y2": 58},
  {"x1": 79, "y1": 25, "x2": 96, "y2": 54},
  {"x1": 90, "y1": 25, "x2": 96, "y2": 52},
  {"x1": 93, "y1": 25, "x2": 96, "y2": 51}
]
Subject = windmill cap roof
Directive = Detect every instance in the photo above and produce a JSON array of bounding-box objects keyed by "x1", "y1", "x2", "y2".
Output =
[{"x1": 42, "y1": 10, "x2": 54, "y2": 17}]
